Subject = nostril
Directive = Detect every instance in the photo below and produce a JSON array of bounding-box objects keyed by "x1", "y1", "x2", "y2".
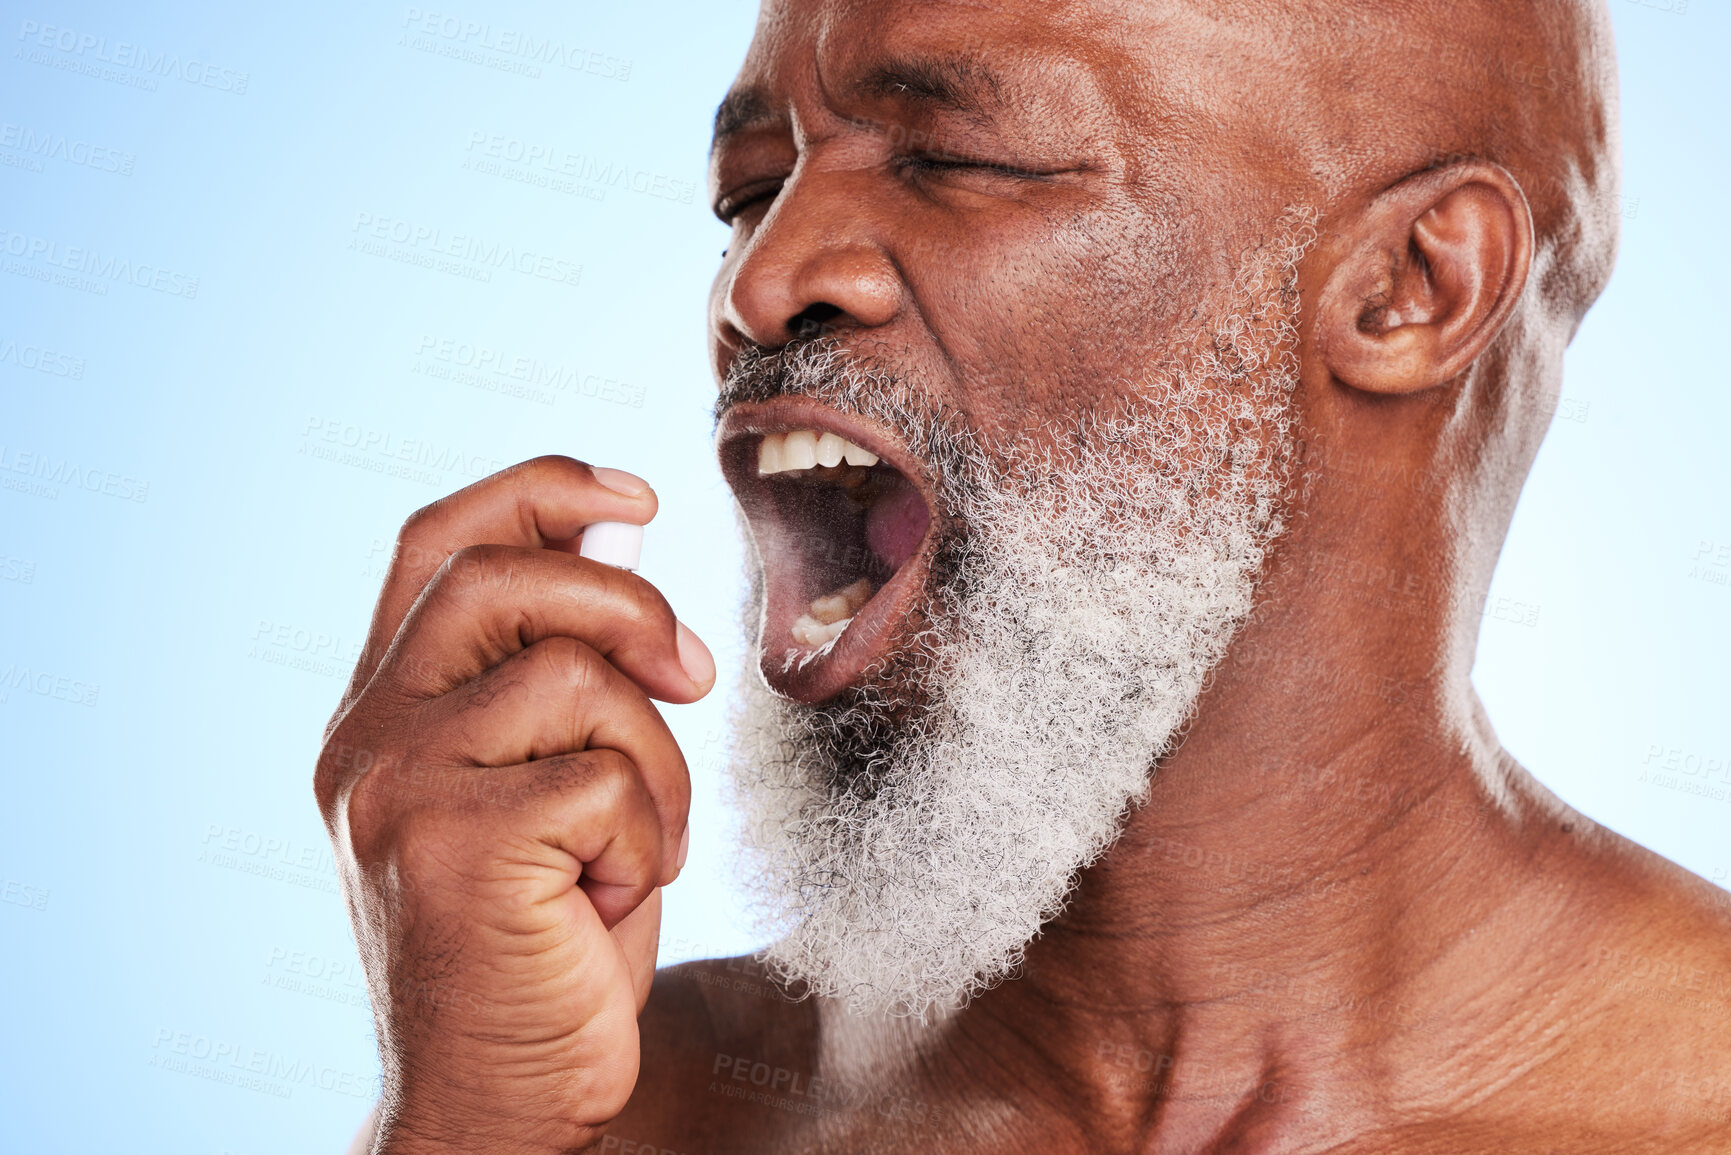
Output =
[{"x1": 790, "y1": 302, "x2": 843, "y2": 339}]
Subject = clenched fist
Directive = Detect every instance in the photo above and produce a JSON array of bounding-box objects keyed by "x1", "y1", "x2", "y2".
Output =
[{"x1": 313, "y1": 457, "x2": 715, "y2": 1155}]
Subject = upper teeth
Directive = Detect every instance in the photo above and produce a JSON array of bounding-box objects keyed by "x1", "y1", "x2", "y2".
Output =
[{"x1": 758, "y1": 430, "x2": 879, "y2": 475}]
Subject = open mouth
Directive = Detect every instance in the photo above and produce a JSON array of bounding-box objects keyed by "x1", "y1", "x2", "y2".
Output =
[{"x1": 717, "y1": 399, "x2": 939, "y2": 703}]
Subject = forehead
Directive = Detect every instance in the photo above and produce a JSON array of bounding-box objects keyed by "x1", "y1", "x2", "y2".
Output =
[
  {"x1": 734, "y1": 0, "x2": 1268, "y2": 64},
  {"x1": 716, "y1": 1, "x2": 1100, "y2": 137},
  {"x1": 723, "y1": 0, "x2": 1217, "y2": 129},
  {"x1": 746, "y1": 0, "x2": 1098, "y2": 62},
  {"x1": 715, "y1": 0, "x2": 1325, "y2": 181}
]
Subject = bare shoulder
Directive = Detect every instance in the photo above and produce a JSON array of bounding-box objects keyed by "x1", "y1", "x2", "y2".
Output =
[
  {"x1": 605, "y1": 956, "x2": 824, "y2": 1155},
  {"x1": 1573, "y1": 827, "x2": 1731, "y2": 1032},
  {"x1": 1322, "y1": 1118, "x2": 1731, "y2": 1154},
  {"x1": 1447, "y1": 830, "x2": 1731, "y2": 1147},
  {"x1": 1262, "y1": 826, "x2": 1731, "y2": 1153}
]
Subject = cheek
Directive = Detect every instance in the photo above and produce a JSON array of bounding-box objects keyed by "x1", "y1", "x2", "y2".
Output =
[
  {"x1": 909, "y1": 232, "x2": 1159, "y2": 443},
  {"x1": 949, "y1": 210, "x2": 1216, "y2": 441},
  {"x1": 900, "y1": 236, "x2": 1081, "y2": 428}
]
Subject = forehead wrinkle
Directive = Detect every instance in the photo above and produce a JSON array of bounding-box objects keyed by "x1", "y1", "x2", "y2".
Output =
[{"x1": 726, "y1": 0, "x2": 1130, "y2": 155}]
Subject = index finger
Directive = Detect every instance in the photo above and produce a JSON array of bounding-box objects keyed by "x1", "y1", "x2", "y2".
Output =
[{"x1": 341, "y1": 455, "x2": 657, "y2": 711}]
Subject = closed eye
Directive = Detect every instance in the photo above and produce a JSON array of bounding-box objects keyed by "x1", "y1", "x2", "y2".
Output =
[
  {"x1": 714, "y1": 179, "x2": 785, "y2": 224},
  {"x1": 894, "y1": 152, "x2": 1053, "y2": 180}
]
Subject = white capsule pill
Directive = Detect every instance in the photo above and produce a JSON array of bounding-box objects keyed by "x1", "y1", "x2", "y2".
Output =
[{"x1": 578, "y1": 521, "x2": 644, "y2": 571}]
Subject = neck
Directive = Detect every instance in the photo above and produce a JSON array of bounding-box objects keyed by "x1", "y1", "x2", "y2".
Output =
[{"x1": 945, "y1": 525, "x2": 1586, "y2": 1145}]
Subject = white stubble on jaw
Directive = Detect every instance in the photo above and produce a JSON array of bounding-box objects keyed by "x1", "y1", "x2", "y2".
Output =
[{"x1": 725, "y1": 216, "x2": 1316, "y2": 1019}]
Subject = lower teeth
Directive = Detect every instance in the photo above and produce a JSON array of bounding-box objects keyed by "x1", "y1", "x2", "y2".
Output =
[{"x1": 791, "y1": 578, "x2": 874, "y2": 647}]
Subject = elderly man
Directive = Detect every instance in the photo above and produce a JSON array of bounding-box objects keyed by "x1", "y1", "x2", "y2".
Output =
[{"x1": 316, "y1": 0, "x2": 1731, "y2": 1151}]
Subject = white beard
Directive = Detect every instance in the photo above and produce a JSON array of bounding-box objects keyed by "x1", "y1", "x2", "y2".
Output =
[{"x1": 723, "y1": 219, "x2": 1314, "y2": 1018}]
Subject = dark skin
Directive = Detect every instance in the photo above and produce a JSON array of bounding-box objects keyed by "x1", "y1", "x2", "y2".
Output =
[{"x1": 319, "y1": 2, "x2": 1731, "y2": 1152}]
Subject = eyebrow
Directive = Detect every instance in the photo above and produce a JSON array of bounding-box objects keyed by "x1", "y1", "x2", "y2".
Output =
[
  {"x1": 710, "y1": 55, "x2": 1012, "y2": 151},
  {"x1": 712, "y1": 88, "x2": 778, "y2": 147},
  {"x1": 855, "y1": 56, "x2": 1007, "y2": 122}
]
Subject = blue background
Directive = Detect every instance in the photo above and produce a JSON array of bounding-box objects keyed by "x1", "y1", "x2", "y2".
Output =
[{"x1": 0, "y1": 2, "x2": 1724, "y2": 1151}]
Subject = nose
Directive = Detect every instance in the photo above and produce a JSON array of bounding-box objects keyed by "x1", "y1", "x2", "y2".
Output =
[{"x1": 716, "y1": 169, "x2": 903, "y2": 350}]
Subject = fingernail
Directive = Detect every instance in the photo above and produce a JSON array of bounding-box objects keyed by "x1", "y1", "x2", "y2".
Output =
[
  {"x1": 675, "y1": 620, "x2": 715, "y2": 690},
  {"x1": 676, "y1": 826, "x2": 691, "y2": 872},
  {"x1": 591, "y1": 466, "x2": 650, "y2": 497}
]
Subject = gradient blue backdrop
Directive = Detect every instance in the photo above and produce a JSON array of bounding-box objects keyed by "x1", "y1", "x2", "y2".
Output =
[{"x1": 1, "y1": 2, "x2": 1725, "y2": 1151}]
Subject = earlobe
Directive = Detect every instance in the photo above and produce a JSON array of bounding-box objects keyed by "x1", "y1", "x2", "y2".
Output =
[{"x1": 1316, "y1": 162, "x2": 1534, "y2": 396}]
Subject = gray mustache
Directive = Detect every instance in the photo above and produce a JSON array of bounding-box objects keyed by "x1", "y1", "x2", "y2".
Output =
[{"x1": 715, "y1": 337, "x2": 989, "y2": 514}]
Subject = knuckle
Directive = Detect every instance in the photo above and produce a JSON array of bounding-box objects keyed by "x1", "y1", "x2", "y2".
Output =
[
  {"x1": 392, "y1": 808, "x2": 466, "y2": 886},
  {"x1": 399, "y1": 501, "x2": 439, "y2": 541},
  {"x1": 312, "y1": 762, "x2": 339, "y2": 820},
  {"x1": 496, "y1": 454, "x2": 588, "y2": 504},
  {"x1": 583, "y1": 746, "x2": 637, "y2": 796},
  {"x1": 313, "y1": 745, "x2": 342, "y2": 817},
  {"x1": 396, "y1": 501, "x2": 450, "y2": 562},
  {"x1": 617, "y1": 577, "x2": 676, "y2": 635},
  {"x1": 531, "y1": 634, "x2": 603, "y2": 697},
  {"x1": 342, "y1": 754, "x2": 411, "y2": 846},
  {"x1": 387, "y1": 510, "x2": 466, "y2": 585},
  {"x1": 314, "y1": 723, "x2": 383, "y2": 818},
  {"x1": 519, "y1": 453, "x2": 586, "y2": 478},
  {"x1": 354, "y1": 770, "x2": 478, "y2": 875},
  {"x1": 430, "y1": 544, "x2": 513, "y2": 609},
  {"x1": 442, "y1": 542, "x2": 506, "y2": 581},
  {"x1": 544, "y1": 748, "x2": 638, "y2": 822}
]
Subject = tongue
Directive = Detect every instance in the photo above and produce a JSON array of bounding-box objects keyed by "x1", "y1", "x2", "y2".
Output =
[{"x1": 865, "y1": 477, "x2": 930, "y2": 573}]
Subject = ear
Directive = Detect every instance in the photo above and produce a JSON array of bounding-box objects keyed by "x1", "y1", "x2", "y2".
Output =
[{"x1": 1316, "y1": 162, "x2": 1534, "y2": 395}]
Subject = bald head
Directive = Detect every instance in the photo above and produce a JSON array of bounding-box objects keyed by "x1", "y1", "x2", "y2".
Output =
[{"x1": 1221, "y1": 0, "x2": 1618, "y2": 325}]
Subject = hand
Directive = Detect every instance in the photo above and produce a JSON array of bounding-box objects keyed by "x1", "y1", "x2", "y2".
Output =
[{"x1": 313, "y1": 456, "x2": 715, "y2": 1155}]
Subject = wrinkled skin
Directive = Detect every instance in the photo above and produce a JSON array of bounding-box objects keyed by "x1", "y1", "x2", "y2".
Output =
[{"x1": 326, "y1": 1, "x2": 1731, "y2": 1152}]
